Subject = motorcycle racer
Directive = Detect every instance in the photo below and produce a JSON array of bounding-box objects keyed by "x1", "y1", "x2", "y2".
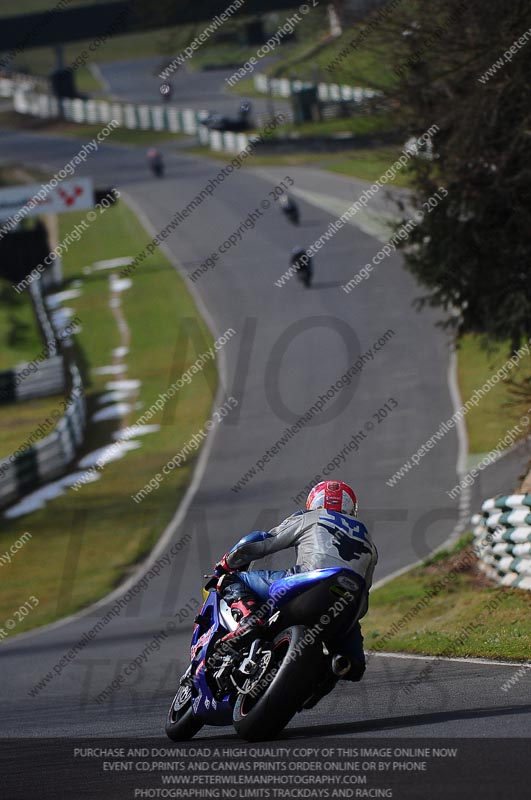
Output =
[
  {"x1": 290, "y1": 246, "x2": 312, "y2": 286},
  {"x1": 214, "y1": 480, "x2": 378, "y2": 681}
]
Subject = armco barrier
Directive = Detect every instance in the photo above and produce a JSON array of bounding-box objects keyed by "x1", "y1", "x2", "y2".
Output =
[
  {"x1": 472, "y1": 494, "x2": 531, "y2": 591},
  {"x1": 0, "y1": 355, "x2": 64, "y2": 405},
  {"x1": 0, "y1": 279, "x2": 86, "y2": 510},
  {"x1": 253, "y1": 72, "x2": 379, "y2": 103},
  {"x1": 0, "y1": 367, "x2": 85, "y2": 509},
  {"x1": 0, "y1": 277, "x2": 65, "y2": 406}
]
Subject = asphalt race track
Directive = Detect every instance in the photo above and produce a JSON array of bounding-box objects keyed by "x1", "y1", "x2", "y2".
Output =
[
  {"x1": 1, "y1": 129, "x2": 530, "y2": 741},
  {"x1": 96, "y1": 55, "x2": 290, "y2": 118},
  {"x1": 1, "y1": 67, "x2": 529, "y2": 770}
]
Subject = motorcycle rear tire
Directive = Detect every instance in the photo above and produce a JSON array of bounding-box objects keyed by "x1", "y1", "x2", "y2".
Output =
[{"x1": 233, "y1": 625, "x2": 323, "y2": 741}]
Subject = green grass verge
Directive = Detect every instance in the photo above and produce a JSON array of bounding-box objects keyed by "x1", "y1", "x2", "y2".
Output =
[
  {"x1": 0, "y1": 199, "x2": 216, "y2": 636},
  {"x1": 274, "y1": 112, "x2": 399, "y2": 138},
  {"x1": 325, "y1": 147, "x2": 411, "y2": 186},
  {"x1": 73, "y1": 66, "x2": 105, "y2": 95},
  {"x1": 188, "y1": 143, "x2": 413, "y2": 188},
  {"x1": 263, "y1": 13, "x2": 396, "y2": 91},
  {"x1": 364, "y1": 536, "x2": 531, "y2": 661},
  {"x1": 226, "y1": 77, "x2": 267, "y2": 100},
  {"x1": 457, "y1": 334, "x2": 531, "y2": 455}
]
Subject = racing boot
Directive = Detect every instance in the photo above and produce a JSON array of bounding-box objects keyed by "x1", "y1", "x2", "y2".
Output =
[{"x1": 216, "y1": 597, "x2": 265, "y2": 653}]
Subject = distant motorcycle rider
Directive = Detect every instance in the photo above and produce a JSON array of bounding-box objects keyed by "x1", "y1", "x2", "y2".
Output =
[
  {"x1": 291, "y1": 246, "x2": 313, "y2": 287},
  {"x1": 280, "y1": 193, "x2": 300, "y2": 224},
  {"x1": 147, "y1": 147, "x2": 164, "y2": 177},
  {"x1": 214, "y1": 480, "x2": 378, "y2": 682},
  {"x1": 160, "y1": 82, "x2": 173, "y2": 103}
]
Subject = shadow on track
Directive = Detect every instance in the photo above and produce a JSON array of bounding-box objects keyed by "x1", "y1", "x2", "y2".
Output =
[{"x1": 193, "y1": 702, "x2": 531, "y2": 742}]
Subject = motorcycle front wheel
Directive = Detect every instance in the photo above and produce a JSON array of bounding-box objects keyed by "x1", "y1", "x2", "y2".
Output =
[
  {"x1": 232, "y1": 625, "x2": 323, "y2": 741},
  {"x1": 165, "y1": 679, "x2": 203, "y2": 741}
]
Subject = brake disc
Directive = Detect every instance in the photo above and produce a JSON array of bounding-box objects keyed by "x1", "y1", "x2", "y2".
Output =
[{"x1": 236, "y1": 650, "x2": 274, "y2": 695}]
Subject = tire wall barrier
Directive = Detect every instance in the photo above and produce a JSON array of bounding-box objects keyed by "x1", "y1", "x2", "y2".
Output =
[
  {"x1": 0, "y1": 280, "x2": 86, "y2": 510},
  {"x1": 11, "y1": 87, "x2": 207, "y2": 135},
  {"x1": 197, "y1": 125, "x2": 258, "y2": 154},
  {"x1": 3, "y1": 76, "x2": 377, "y2": 156},
  {"x1": 472, "y1": 494, "x2": 531, "y2": 591},
  {"x1": 253, "y1": 72, "x2": 379, "y2": 103}
]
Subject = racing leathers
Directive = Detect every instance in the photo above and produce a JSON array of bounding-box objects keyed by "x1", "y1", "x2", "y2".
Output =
[{"x1": 217, "y1": 508, "x2": 378, "y2": 681}]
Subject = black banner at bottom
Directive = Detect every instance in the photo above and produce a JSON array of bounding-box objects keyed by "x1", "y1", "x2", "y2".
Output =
[{"x1": 3, "y1": 738, "x2": 529, "y2": 799}]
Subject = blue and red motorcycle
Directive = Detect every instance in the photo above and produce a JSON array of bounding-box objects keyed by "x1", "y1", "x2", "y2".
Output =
[{"x1": 165, "y1": 533, "x2": 364, "y2": 742}]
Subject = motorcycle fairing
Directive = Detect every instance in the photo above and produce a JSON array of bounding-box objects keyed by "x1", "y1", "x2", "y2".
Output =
[
  {"x1": 269, "y1": 567, "x2": 365, "y2": 634},
  {"x1": 270, "y1": 566, "x2": 364, "y2": 605},
  {"x1": 189, "y1": 590, "x2": 234, "y2": 725}
]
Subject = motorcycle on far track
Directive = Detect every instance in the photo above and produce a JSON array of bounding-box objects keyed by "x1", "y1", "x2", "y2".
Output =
[
  {"x1": 291, "y1": 246, "x2": 313, "y2": 288},
  {"x1": 165, "y1": 533, "x2": 362, "y2": 742},
  {"x1": 160, "y1": 82, "x2": 173, "y2": 103},
  {"x1": 147, "y1": 148, "x2": 165, "y2": 178},
  {"x1": 280, "y1": 194, "x2": 300, "y2": 225}
]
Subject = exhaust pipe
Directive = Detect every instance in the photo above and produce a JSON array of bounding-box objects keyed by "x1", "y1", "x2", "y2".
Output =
[{"x1": 332, "y1": 654, "x2": 351, "y2": 677}]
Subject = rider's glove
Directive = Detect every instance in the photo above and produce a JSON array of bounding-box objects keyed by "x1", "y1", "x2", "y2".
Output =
[{"x1": 213, "y1": 554, "x2": 235, "y2": 577}]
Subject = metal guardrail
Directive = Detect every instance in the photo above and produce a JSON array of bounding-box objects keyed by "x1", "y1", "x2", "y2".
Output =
[
  {"x1": 0, "y1": 279, "x2": 86, "y2": 510},
  {"x1": 0, "y1": 356, "x2": 64, "y2": 405},
  {"x1": 472, "y1": 494, "x2": 531, "y2": 591}
]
